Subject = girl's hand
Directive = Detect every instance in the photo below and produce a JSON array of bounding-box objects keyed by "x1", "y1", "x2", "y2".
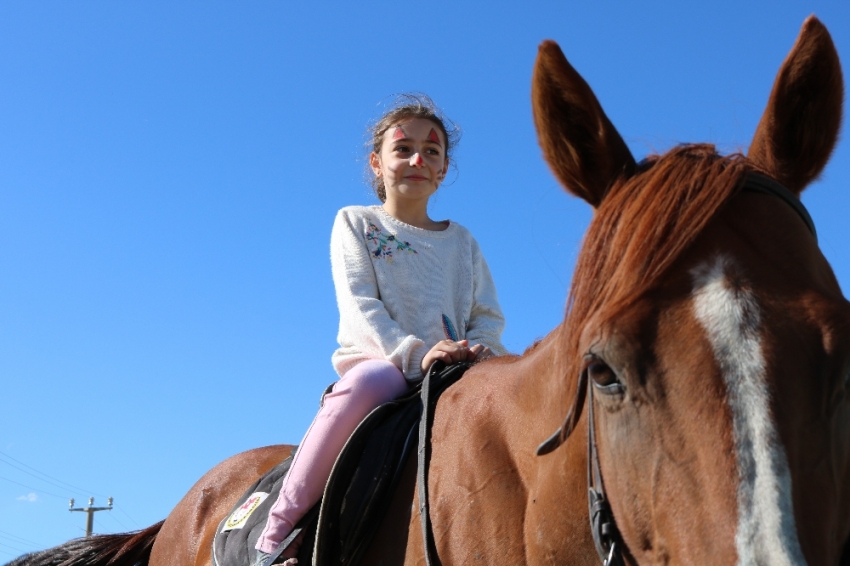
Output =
[
  {"x1": 469, "y1": 343, "x2": 494, "y2": 361},
  {"x1": 420, "y1": 340, "x2": 492, "y2": 375}
]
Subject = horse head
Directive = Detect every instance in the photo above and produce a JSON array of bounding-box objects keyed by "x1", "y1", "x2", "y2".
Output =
[{"x1": 533, "y1": 16, "x2": 849, "y2": 565}]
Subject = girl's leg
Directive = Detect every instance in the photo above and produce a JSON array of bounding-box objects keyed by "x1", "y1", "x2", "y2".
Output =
[{"x1": 255, "y1": 359, "x2": 409, "y2": 554}]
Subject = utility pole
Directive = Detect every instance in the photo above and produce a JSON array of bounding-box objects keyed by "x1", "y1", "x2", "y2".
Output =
[{"x1": 69, "y1": 497, "x2": 113, "y2": 537}]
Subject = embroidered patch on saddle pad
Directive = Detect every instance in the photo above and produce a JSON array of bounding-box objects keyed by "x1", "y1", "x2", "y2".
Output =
[
  {"x1": 221, "y1": 491, "x2": 269, "y2": 532},
  {"x1": 212, "y1": 456, "x2": 296, "y2": 566}
]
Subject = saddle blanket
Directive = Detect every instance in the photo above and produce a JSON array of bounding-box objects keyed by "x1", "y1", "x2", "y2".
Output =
[{"x1": 212, "y1": 455, "x2": 300, "y2": 566}]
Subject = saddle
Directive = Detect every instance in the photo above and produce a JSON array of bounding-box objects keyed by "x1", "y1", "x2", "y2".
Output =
[{"x1": 211, "y1": 362, "x2": 469, "y2": 566}]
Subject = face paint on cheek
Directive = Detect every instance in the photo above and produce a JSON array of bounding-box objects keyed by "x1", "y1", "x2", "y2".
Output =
[
  {"x1": 392, "y1": 126, "x2": 407, "y2": 140},
  {"x1": 427, "y1": 128, "x2": 442, "y2": 145}
]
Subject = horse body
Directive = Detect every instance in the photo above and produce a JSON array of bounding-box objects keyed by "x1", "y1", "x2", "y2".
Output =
[{"x1": 10, "y1": 16, "x2": 849, "y2": 566}]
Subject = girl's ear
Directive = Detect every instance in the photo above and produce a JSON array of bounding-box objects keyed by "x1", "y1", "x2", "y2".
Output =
[
  {"x1": 369, "y1": 152, "x2": 382, "y2": 176},
  {"x1": 440, "y1": 157, "x2": 450, "y2": 180}
]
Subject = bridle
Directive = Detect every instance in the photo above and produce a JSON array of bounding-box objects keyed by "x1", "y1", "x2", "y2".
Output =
[
  {"x1": 745, "y1": 172, "x2": 817, "y2": 241},
  {"x1": 535, "y1": 171, "x2": 817, "y2": 566}
]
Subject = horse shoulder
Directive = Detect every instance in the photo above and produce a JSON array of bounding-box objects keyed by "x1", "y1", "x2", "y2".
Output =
[{"x1": 427, "y1": 362, "x2": 530, "y2": 562}]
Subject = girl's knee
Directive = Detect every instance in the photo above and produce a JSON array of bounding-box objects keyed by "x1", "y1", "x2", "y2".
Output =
[{"x1": 338, "y1": 359, "x2": 407, "y2": 405}]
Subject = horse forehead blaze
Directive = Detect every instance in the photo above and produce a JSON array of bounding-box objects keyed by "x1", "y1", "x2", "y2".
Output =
[{"x1": 691, "y1": 255, "x2": 805, "y2": 565}]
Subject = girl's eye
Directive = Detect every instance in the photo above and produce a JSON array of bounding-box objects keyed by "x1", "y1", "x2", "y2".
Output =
[
  {"x1": 393, "y1": 145, "x2": 410, "y2": 154},
  {"x1": 426, "y1": 148, "x2": 441, "y2": 156}
]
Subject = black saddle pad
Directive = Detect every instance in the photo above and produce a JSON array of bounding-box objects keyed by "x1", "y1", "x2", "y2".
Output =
[
  {"x1": 211, "y1": 455, "x2": 308, "y2": 566},
  {"x1": 212, "y1": 362, "x2": 470, "y2": 566}
]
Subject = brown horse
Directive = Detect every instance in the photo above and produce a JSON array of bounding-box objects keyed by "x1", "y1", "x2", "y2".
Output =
[{"x1": 8, "y1": 15, "x2": 849, "y2": 566}]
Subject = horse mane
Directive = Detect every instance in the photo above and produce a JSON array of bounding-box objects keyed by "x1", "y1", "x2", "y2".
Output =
[
  {"x1": 2, "y1": 521, "x2": 163, "y2": 566},
  {"x1": 562, "y1": 143, "x2": 753, "y2": 368}
]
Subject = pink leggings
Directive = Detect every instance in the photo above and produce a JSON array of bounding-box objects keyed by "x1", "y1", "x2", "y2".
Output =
[{"x1": 256, "y1": 359, "x2": 410, "y2": 554}]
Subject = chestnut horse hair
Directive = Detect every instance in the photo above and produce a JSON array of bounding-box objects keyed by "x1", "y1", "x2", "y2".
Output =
[
  {"x1": 568, "y1": 146, "x2": 750, "y2": 370},
  {"x1": 543, "y1": 145, "x2": 754, "y2": 448}
]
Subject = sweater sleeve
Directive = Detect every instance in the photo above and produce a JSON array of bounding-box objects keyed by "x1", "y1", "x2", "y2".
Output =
[
  {"x1": 330, "y1": 210, "x2": 429, "y2": 380},
  {"x1": 465, "y1": 238, "x2": 508, "y2": 355}
]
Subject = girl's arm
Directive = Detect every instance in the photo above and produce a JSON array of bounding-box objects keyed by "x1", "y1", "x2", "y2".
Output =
[
  {"x1": 465, "y1": 239, "x2": 508, "y2": 356},
  {"x1": 331, "y1": 209, "x2": 429, "y2": 380}
]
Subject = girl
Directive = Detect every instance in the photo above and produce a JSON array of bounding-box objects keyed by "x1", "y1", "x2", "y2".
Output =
[{"x1": 255, "y1": 95, "x2": 507, "y2": 565}]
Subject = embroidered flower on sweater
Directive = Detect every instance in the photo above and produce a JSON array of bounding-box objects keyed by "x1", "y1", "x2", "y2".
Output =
[{"x1": 365, "y1": 222, "x2": 417, "y2": 261}]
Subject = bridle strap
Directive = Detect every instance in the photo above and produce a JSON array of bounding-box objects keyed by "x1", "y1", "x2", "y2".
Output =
[
  {"x1": 587, "y1": 382, "x2": 624, "y2": 566},
  {"x1": 743, "y1": 173, "x2": 817, "y2": 241}
]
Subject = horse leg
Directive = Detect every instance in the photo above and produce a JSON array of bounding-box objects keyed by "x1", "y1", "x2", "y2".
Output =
[{"x1": 149, "y1": 445, "x2": 294, "y2": 566}]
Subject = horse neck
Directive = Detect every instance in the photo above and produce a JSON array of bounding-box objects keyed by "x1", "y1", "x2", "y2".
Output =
[
  {"x1": 505, "y1": 321, "x2": 595, "y2": 556},
  {"x1": 509, "y1": 321, "x2": 581, "y2": 456}
]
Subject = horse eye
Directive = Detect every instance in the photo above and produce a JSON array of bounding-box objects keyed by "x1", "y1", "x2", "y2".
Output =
[{"x1": 587, "y1": 359, "x2": 620, "y2": 387}]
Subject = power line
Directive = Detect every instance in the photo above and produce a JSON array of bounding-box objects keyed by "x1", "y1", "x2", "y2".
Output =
[
  {"x1": 113, "y1": 505, "x2": 142, "y2": 529},
  {"x1": 0, "y1": 474, "x2": 69, "y2": 500},
  {"x1": 99, "y1": 507, "x2": 131, "y2": 531},
  {"x1": 0, "y1": 540, "x2": 30, "y2": 555},
  {"x1": 0, "y1": 458, "x2": 84, "y2": 498},
  {"x1": 0, "y1": 451, "x2": 140, "y2": 543},
  {"x1": 0, "y1": 550, "x2": 23, "y2": 561},
  {"x1": 0, "y1": 530, "x2": 45, "y2": 549},
  {"x1": 0, "y1": 451, "x2": 106, "y2": 498}
]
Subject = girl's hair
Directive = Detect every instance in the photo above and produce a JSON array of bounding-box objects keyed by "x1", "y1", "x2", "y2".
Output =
[{"x1": 367, "y1": 94, "x2": 460, "y2": 202}]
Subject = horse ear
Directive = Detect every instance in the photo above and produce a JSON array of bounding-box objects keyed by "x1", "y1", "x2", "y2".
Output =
[
  {"x1": 748, "y1": 16, "x2": 843, "y2": 196},
  {"x1": 532, "y1": 40, "x2": 635, "y2": 208}
]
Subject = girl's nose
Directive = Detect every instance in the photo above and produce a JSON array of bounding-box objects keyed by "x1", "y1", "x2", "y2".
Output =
[{"x1": 409, "y1": 153, "x2": 424, "y2": 167}]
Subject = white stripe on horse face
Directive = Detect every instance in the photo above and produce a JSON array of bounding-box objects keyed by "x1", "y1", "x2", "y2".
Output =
[{"x1": 692, "y1": 256, "x2": 805, "y2": 566}]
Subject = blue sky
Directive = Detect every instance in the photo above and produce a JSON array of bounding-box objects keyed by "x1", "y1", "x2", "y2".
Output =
[{"x1": 2, "y1": 1, "x2": 849, "y2": 559}]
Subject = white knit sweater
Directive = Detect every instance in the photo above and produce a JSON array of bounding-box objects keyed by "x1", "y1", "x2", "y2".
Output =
[{"x1": 330, "y1": 205, "x2": 507, "y2": 380}]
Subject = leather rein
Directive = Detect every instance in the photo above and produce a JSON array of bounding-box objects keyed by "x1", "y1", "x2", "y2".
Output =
[
  {"x1": 419, "y1": 361, "x2": 470, "y2": 566},
  {"x1": 534, "y1": 172, "x2": 817, "y2": 566}
]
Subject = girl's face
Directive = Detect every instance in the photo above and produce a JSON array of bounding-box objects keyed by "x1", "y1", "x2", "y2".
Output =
[{"x1": 370, "y1": 118, "x2": 449, "y2": 206}]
